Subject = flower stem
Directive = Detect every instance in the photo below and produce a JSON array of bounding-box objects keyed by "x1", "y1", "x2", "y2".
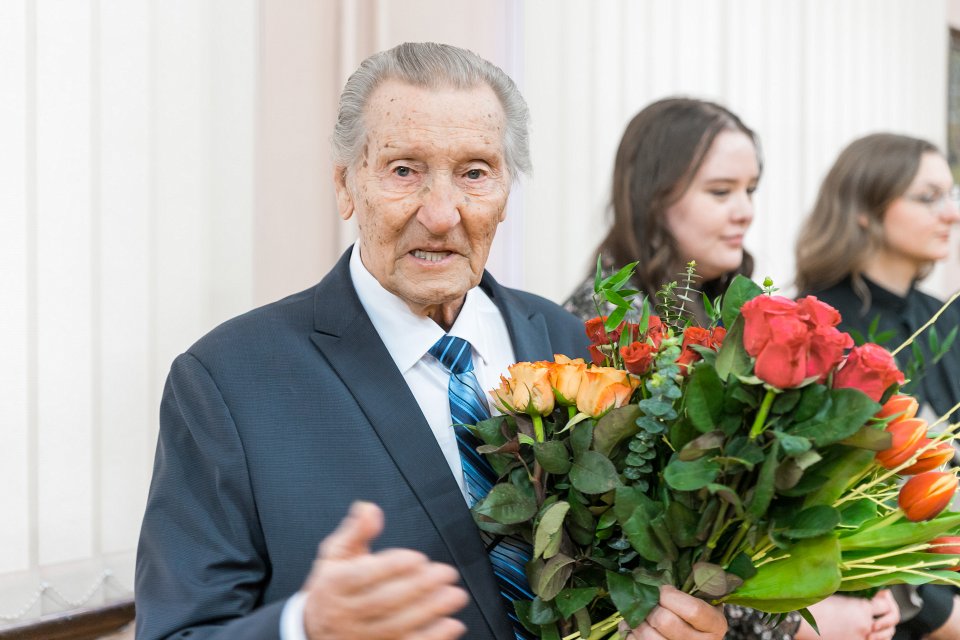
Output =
[
  {"x1": 568, "y1": 405, "x2": 577, "y2": 421},
  {"x1": 533, "y1": 414, "x2": 545, "y2": 443},
  {"x1": 749, "y1": 389, "x2": 777, "y2": 440}
]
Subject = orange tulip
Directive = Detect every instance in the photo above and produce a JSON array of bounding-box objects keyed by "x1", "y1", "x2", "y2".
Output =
[
  {"x1": 491, "y1": 361, "x2": 555, "y2": 416},
  {"x1": 900, "y1": 441, "x2": 956, "y2": 475},
  {"x1": 576, "y1": 366, "x2": 639, "y2": 418},
  {"x1": 929, "y1": 536, "x2": 960, "y2": 571},
  {"x1": 899, "y1": 471, "x2": 959, "y2": 522},
  {"x1": 875, "y1": 394, "x2": 919, "y2": 423},
  {"x1": 875, "y1": 418, "x2": 928, "y2": 470},
  {"x1": 549, "y1": 355, "x2": 587, "y2": 406}
]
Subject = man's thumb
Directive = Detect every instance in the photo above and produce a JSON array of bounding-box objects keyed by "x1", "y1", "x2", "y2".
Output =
[{"x1": 319, "y1": 501, "x2": 384, "y2": 560}]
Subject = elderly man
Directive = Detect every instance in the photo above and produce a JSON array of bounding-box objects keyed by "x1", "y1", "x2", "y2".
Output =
[{"x1": 135, "y1": 42, "x2": 727, "y2": 640}]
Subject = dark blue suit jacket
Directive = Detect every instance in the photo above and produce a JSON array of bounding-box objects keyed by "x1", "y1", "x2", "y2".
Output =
[{"x1": 135, "y1": 248, "x2": 589, "y2": 639}]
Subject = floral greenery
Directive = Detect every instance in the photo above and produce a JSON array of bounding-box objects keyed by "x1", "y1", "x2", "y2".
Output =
[{"x1": 470, "y1": 265, "x2": 960, "y2": 640}]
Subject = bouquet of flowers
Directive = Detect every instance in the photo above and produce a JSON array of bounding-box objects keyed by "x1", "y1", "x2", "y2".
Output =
[{"x1": 468, "y1": 262, "x2": 960, "y2": 639}]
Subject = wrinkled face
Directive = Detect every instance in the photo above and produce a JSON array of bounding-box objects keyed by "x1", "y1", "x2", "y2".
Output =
[
  {"x1": 334, "y1": 80, "x2": 510, "y2": 319},
  {"x1": 664, "y1": 130, "x2": 760, "y2": 281},
  {"x1": 880, "y1": 152, "x2": 960, "y2": 270}
]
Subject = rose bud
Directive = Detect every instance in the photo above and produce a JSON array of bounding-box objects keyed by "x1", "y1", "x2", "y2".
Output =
[
  {"x1": 929, "y1": 536, "x2": 960, "y2": 570},
  {"x1": 876, "y1": 394, "x2": 920, "y2": 423},
  {"x1": 899, "y1": 471, "x2": 959, "y2": 522},
  {"x1": 833, "y1": 343, "x2": 905, "y2": 402},
  {"x1": 620, "y1": 341, "x2": 656, "y2": 375},
  {"x1": 900, "y1": 441, "x2": 956, "y2": 475},
  {"x1": 875, "y1": 418, "x2": 928, "y2": 470}
]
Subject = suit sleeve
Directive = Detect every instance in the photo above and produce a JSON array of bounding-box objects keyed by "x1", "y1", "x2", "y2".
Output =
[{"x1": 135, "y1": 352, "x2": 284, "y2": 640}]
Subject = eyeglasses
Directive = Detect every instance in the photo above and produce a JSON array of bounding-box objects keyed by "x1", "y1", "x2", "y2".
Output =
[{"x1": 903, "y1": 185, "x2": 960, "y2": 214}]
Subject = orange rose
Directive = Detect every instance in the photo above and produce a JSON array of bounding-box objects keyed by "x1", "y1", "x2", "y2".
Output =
[
  {"x1": 491, "y1": 361, "x2": 555, "y2": 416},
  {"x1": 550, "y1": 355, "x2": 587, "y2": 406},
  {"x1": 576, "y1": 367, "x2": 639, "y2": 418},
  {"x1": 875, "y1": 418, "x2": 928, "y2": 470},
  {"x1": 899, "y1": 471, "x2": 959, "y2": 522},
  {"x1": 620, "y1": 341, "x2": 656, "y2": 375}
]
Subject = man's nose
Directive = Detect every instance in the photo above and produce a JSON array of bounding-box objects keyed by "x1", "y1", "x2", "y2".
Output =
[{"x1": 417, "y1": 175, "x2": 461, "y2": 234}]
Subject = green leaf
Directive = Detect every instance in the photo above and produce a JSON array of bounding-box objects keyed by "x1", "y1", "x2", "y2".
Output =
[
  {"x1": 664, "y1": 456, "x2": 721, "y2": 491},
  {"x1": 678, "y1": 431, "x2": 726, "y2": 461},
  {"x1": 801, "y1": 448, "x2": 876, "y2": 508},
  {"x1": 538, "y1": 623, "x2": 561, "y2": 640},
  {"x1": 693, "y1": 562, "x2": 743, "y2": 598},
  {"x1": 793, "y1": 384, "x2": 829, "y2": 423},
  {"x1": 666, "y1": 500, "x2": 701, "y2": 547},
  {"x1": 839, "y1": 424, "x2": 892, "y2": 451},
  {"x1": 534, "y1": 501, "x2": 570, "y2": 559},
  {"x1": 745, "y1": 440, "x2": 779, "y2": 522},
  {"x1": 534, "y1": 440, "x2": 571, "y2": 475},
  {"x1": 554, "y1": 587, "x2": 599, "y2": 619},
  {"x1": 593, "y1": 405, "x2": 642, "y2": 457},
  {"x1": 724, "y1": 436, "x2": 765, "y2": 470},
  {"x1": 570, "y1": 450, "x2": 621, "y2": 494},
  {"x1": 839, "y1": 513, "x2": 960, "y2": 551},
  {"x1": 528, "y1": 597, "x2": 559, "y2": 624},
  {"x1": 605, "y1": 307, "x2": 628, "y2": 334},
  {"x1": 839, "y1": 499, "x2": 878, "y2": 527},
  {"x1": 771, "y1": 430, "x2": 812, "y2": 456},
  {"x1": 569, "y1": 421, "x2": 594, "y2": 458},
  {"x1": 789, "y1": 388, "x2": 881, "y2": 446},
  {"x1": 798, "y1": 607, "x2": 820, "y2": 635},
  {"x1": 513, "y1": 600, "x2": 537, "y2": 635},
  {"x1": 473, "y1": 483, "x2": 537, "y2": 524},
  {"x1": 650, "y1": 512, "x2": 679, "y2": 561},
  {"x1": 565, "y1": 493, "x2": 596, "y2": 546},
  {"x1": 686, "y1": 363, "x2": 725, "y2": 432},
  {"x1": 574, "y1": 607, "x2": 592, "y2": 639},
  {"x1": 723, "y1": 536, "x2": 842, "y2": 612},
  {"x1": 600, "y1": 261, "x2": 638, "y2": 291},
  {"x1": 771, "y1": 390, "x2": 802, "y2": 414},
  {"x1": 639, "y1": 398, "x2": 675, "y2": 417},
  {"x1": 715, "y1": 318, "x2": 753, "y2": 382},
  {"x1": 727, "y1": 552, "x2": 758, "y2": 581},
  {"x1": 529, "y1": 554, "x2": 575, "y2": 600},
  {"x1": 779, "y1": 505, "x2": 841, "y2": 540},
  {"x1": 721, "y1": 275, "x2": 764, "y2": 328},
  {"x1": 606, "y1": 571, "x2": 660, "y2": 628}
]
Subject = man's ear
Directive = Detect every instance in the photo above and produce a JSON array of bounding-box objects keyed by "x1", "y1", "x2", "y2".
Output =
[{"x1": 333, "y1": 166, "x2": 354, "y2": 220}]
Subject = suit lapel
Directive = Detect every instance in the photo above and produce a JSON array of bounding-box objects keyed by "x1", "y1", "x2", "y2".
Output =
[
  {"x1": 481, "y1": 272, "x2": 555, "y2": 363},
  {"x1": 309, "y1": 250, "x2": 510, "y2": 638}
]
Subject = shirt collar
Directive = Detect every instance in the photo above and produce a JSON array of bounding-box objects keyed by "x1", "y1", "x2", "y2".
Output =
[{"x1": 349, "y1": 244, "x2": 495, "y2": 373}]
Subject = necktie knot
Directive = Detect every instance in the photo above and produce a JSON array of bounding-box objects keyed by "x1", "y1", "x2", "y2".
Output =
[{"x1": 429, "y1": 335, "x2": 475, "y2": 375}]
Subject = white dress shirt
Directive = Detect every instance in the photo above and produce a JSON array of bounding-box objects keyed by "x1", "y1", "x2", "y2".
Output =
[{"x1": 281, "y1": 245, "x2": 517, "y2": 639}]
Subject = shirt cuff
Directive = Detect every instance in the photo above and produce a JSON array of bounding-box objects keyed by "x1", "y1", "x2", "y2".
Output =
[{"x1": 280, "y1": 591, "x2": 309, "y2": 640}]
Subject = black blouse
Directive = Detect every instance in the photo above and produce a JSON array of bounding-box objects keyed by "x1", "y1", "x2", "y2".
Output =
[{"x1": 803, "y1": 275, "x2": 960, "y2": 417}]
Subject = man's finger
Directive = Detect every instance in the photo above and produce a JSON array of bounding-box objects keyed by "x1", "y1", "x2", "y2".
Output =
[{"x1": 319, "y1": 501, "x2": 385, "y2": 560}]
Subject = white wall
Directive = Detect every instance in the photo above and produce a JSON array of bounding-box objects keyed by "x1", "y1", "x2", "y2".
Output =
[{"x1": 0, "y1": 0, "x2": 256, "y2": 623}]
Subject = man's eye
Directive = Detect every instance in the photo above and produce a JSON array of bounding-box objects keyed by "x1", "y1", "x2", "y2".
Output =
[
  {"x1": 394, "y1": 166, "x2": 412, "y2": 177},
  {"x1": 465, "y1": 169, "x2": 483, "y2": 180}
]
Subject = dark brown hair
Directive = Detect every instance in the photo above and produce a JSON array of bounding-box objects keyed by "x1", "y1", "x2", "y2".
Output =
[
  {"x1": 795, "y1": 133, "x2": 939, "y2": 295},
  {"x1": 596, "y1": 97, "x2": 762, "y2": 301}
]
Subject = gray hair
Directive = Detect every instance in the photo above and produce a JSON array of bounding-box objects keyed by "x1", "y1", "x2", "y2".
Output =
[{"x1": 332, "y1": 42, "x2": 531, "y2": 180}]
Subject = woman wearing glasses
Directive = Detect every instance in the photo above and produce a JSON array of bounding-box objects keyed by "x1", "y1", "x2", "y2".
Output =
[{"x1": 796, "y1": 133, "x2": 960, "y2": 640}]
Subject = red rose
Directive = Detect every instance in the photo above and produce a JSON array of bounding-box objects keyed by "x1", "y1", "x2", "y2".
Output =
[
  {"x1": 741, "y1": 295, "x2": 800, "y2": 356},
  {"x1": 621, "y1": 341, "x2": 656, "y2": 375},
  {"x1": 676, "y1": 326, "x2": 713, "y2": 371},
  {"x1": 806, "y1": 325, "x2": 853, "y2": 382},
  {"x1": 796, "y1": 295, "x2": 842, "y2": 328},
  {"x1": 588, "y1": 344, "x2": 606, "y2": 366},
  {"x1": 584, "y1": 316, "x2": 625, "y2": 346},
  {"x1": 709, "y1": 326, "x2": 726, "y2": 349},
  {"x1": 752, "y1": 315, "x2": 810, "y2": 389},
  {"x1": 645, "y1": 316, "x2": 665, "y2": 349},
  {"x1": 833, "y1": 343, "x2": 905, "y2": 402}
]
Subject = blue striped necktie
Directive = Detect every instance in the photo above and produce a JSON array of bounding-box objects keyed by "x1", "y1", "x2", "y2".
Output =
[{"x1": 428, "y1": 335, "x2": 536, "y2": 640}]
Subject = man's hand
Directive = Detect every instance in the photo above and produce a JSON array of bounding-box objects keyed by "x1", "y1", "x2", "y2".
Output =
[
  {"x1": 798, "y1": 592, "x2": 900, "y2": 640},
  {"x1": 301, "y1": 501, "x2": 469, "y2": 640},
  {"x1": 868, "y1": 589, "x2": 899, "y2": 640},
  {"x1": 620, "y1": 585, "x2": 728, "y2": 639}
]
